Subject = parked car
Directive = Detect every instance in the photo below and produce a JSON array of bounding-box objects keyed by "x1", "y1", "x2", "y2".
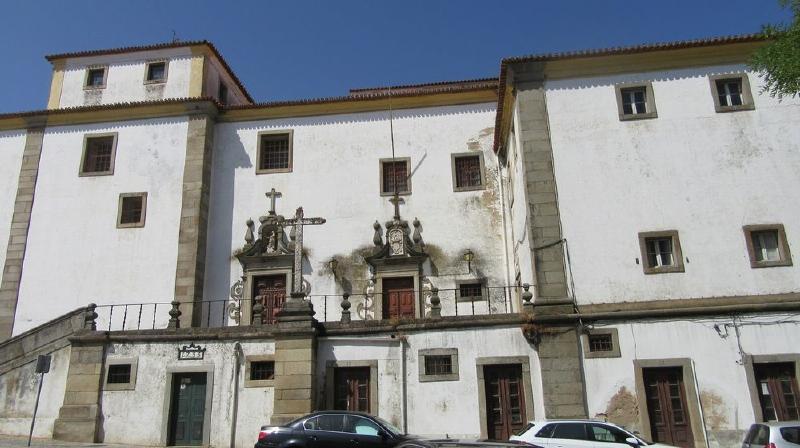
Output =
[
  {"x1": 255, "y1": 411, "x2": 414, "y2": 448},
  {"x1": 742, "y1": 422, "x2": 800, "y2": 448},
  {"x1": 510, "y1": 420, "x2": 677, "y2": 447}
]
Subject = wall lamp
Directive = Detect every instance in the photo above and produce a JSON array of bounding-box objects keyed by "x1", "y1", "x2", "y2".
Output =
[
  {"x1": 463, "y1": 249, "x2": 475, "y2": 272},
  {"x1": 328, "y1": 257, "x2": 338, "y2": 274}
]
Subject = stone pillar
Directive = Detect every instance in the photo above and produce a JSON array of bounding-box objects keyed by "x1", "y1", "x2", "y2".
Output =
[
  {"x1": 53, "y1": 340, "x2": 105, "y2": 442},
  {"x1": 271, "y1": 293, "x2": 317, "y2": 425},
  {"x1": 513, "y1": 62, "x2": 587, "y2": 419},
  {"x1": 0, "y1": 126, "x2": 44, "y2": 340}
]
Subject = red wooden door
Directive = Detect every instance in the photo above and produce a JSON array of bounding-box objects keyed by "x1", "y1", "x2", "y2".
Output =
[
  {"x1": 754, "y1": 362, "x2": 800, "y2": 421},
  {"x1": 643, "y1": 367, "x2": 695, "y2": 447},
  {"x1": 484, "y1": 364, "x2": 526, "y2": 440},
  {"x1": 253, "y1": 275, "x2": 286, "y2": 324},
  {"x1": 382, "y1": 277, "x2": 415, "y2": 319},
  {"x1": 334, "y1": 367, "x2": 370, "y2": 412}
]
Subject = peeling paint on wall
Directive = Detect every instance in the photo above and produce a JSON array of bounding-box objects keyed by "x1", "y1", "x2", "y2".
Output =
[{"x1": 603, "y1": 386, "x2": 640, "y2": 433}]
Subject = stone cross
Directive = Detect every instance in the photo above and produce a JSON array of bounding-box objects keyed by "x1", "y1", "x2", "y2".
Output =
[
  {"x1": 265, "y1": 188, "x2": 282, "y2": 215},
  {"x1": 283, "y1": 207, "x2": 326, "y2": 295},
  {"x1": 388, "y1": 195, "x2": 404, "y2": 220}
]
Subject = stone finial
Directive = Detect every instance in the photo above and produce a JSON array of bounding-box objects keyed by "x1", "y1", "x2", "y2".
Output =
[
  {"x1": 83, "y1": 303, "x2": 98, "y2": 330},
  {"x1": 252, "y1": 302, "x2": 264, "y2": 326},
  {"x1": 521, "y1": 283, "x2": 534, "y2": 313},
  {"x1": 412, "y1": 217, "x2": 423, "y2": 246},
  {"x1": 429, "y1": 288, "x2": 441, "y2": 319},
  {"x1": 373, "y1": 221, "x2": 383, "y2": 246},
  {"x1": 340, "y1": 293, "x2": 351, "y2": 324},
  {"x1": 245, "y1": 219, "x2": 254, "y2": 245},
  {"x1": 168, "y1": 300, "x2": 182, "y2": 329}
]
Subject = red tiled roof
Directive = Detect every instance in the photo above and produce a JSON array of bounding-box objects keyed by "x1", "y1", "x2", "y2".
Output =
[{"x1": 349, "y1": 77, "x2": 498, "y2": 96}]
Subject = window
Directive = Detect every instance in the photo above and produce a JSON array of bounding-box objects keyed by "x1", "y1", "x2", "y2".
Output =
[
  {"x1": 256, "y1": 131, "x2": 293, "y2": 174},
  {"x1": 709, "y1": 74, "x2": 755, "y2": 112},
  {"x1": 104, "y1": 358, "x2": 137, "y2": 391},
  {"x1": 588, "y1": 334, "x2": 613, "y2": 352},
  {"x1": 218, "y1": 81, "x2": 229, "y2": 105},
  {"x1": 552, "y1": 423, "x2": 588, "y2": 440},
  {"x1": 451, "y1": 153, "x2": 485, "y2": 191},
  {"x1": 380, "y1": 158, "x2": 411, "y2": 195},
  {"x1": 535, "y1": 424, "x2": 556, "y2": 438},
  {"x1": 581, "y1": 328, "x2": 621, "y2": 358},
  {"x1": 85, "y1": 66, "x2": 107, "y2": 89},
  {"x1": 456, "y1": 280, "x2": 486, "y2": 302},
  {"x1": 145, "y1": 61, "x2": 167, "y2": 83},
  {"x1": 117, "y1": 193, "x2": 147, "y2": 228},
  {"x1": 744, "y1": 224, "x2": 792, "y2": 268},
  {"x1": 589, "y1": 424, "x2": 631, "y2": 443},
  {"x1": 107, "y1": 364, "x2": 131, "y2": 384},
  {"x1": 638, "y1": 230, "x2": 685, "y2": 274},
  {"x1": 615, "y1": 82, "x2": 657, "y2": 120},
  {"x1": 304, "y1": 414, "x2": 346, "y2": 432},
  {"x1": 244, "y1": 355, "x2": 275, "y2": 387},
  {"x1": 345, "y1": 416, "x2": 381, "y2": 436},
  {"x1": 418, "y1": 348, "x2": 458, "y2": 382},
  {"x1": 80, "y1": 134, "x2": 117, "y2": 176}
]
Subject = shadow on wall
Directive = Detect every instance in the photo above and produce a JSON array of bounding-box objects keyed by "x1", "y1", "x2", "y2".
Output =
[{"x1": 544, "y1": 64, "x2": 750, "y2": 91}]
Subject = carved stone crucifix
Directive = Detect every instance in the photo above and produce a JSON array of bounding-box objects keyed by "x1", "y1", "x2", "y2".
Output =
[
  {"x1": 283, "y1": 207, "x2": 326, "y2": 296},
  {"x1": 265, "y1": 188, "x2": 282, "y2": 215}
]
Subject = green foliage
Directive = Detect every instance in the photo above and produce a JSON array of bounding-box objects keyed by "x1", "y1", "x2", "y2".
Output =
[{"x1": 749, "y1": 0, "x2": 800, "y2": 98}]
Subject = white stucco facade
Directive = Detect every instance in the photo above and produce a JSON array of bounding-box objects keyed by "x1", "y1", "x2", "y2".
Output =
[{"x1": 0, "y1": 131, "x2": 26, "y2": 281}]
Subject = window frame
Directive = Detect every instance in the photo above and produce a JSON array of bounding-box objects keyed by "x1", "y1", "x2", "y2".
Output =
[
  {"x1": 615, "y1": 82, "x2": 658, "y2": 121},
  {"x1": 143, "y1": 60, "x2": 168, "y2": 84},
  {"x1": 455, "y1": 278, "x2": 487, "y2": 303},
  {"x1": 418, "y1": 348, "x2": 459, "y2": 382},
  {"x1": 79, "y1": 132, "x2": 118, "y2": 177},
  {"x1": 379, "y1": 157, "x2": 412, "y2": 196},
  {"x1": 256, "y1": 130, "x2": 294, "y2": 174},
  {"x1": 638, "y1": 230, "x2": 685, "y2": 274},
  {"x1": 117, "y1": 192, "x2": 147, "y2": 229},
  {"x1": 104, "y1": 357, "x2": 138, "y2": 391},
  {"x1": 743, "y1": 224, "x2": 792, "y2": 269},
  {"x1": 244, "y1": 354, "x2": 275, "y2": 388},
  {"x1": 709, "y1": 73, "x2": 755, "y2": 113},
  {"x1": 84, "y1": 66, "x2": 108, "y2": 90},
  {"x1": 451, "y1": 152, "x2": 486, "y2": 192},
  {"x1": 581, "y1": 328, "x2": 621, "y2": 359}
]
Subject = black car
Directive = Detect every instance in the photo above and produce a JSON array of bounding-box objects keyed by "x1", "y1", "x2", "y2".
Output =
[{"x1": 255, "y1": 411, "x2": 414, "y2": 448}]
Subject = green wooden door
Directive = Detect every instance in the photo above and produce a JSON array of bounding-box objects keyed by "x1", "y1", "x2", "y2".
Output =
[{"x1": 168, "y1": 372, "x2": 207, "y2": 446}]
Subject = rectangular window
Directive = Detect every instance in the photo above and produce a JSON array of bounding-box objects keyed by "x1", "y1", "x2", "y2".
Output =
[
  {"x1": 256, "y1": 131, "x2": 293, "y2": 174},
  {"x1": 588, "y1": 334, "x2": 613, "y2": 352},
  {"x1": 754, "y1": 362, "x2": 800, "y2": 421},
  {"x1": 615, "y1": 82, "x2": 657, "y2": 120},
  {"x1": 219, "y1": 82, "x2": 229, "y2": 105},
  {"x1": 716, "y1": 79, "x2": 743, "y2": 107},
  {"x1": 581, "y1": 329, "x2": 621, "y2": 358},
  {"x1": 118, "y1": 193, "x2": 147, "y2": 228},
  {"x1": 424, "y1": 355, "x2": 453, "y2": 375},
  {"x1": 107, "y1": 364, "x2": 132, "y2": 384},
  {"x1": 418, "y1": 348, "x2": 458, "y2": 382},
  {"x1": 744, "y1": 224, "x2": 792, "y2": 268},
  {"x1": 380, "y1": 158, "x2": 410, "y2": 195},
  {"x1": 458, "y1": 282, "x2": 484, "y2": 302},
  {"x1": 452, "y1": 153, "x2": 485, "y2": 191},
  {"x1": 638, "y1": 230, "x2": 684, "y2": 274},
  {"x1": 85, "y1": 67, "x2": 107, "y2": 88},
  {"x1": 80, "y1": 134, "x2": 117, "y2": 176},
  {"x1": 145, "y1": 61, "x2": 167, "y2": 83},
  {"x1": 250, "y1": 361, "x2": 275, "y2": 381},
  {"x1": 709, "y1": 74, "x2": 754, "y2": 112},
  {"x1": 621, "y1": 87, "x2": 647, "y2": 115}
]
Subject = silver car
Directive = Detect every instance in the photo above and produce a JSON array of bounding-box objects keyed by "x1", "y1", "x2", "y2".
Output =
[{"x1": 742, "y1": 422, "x2": 800, "y2": 448}]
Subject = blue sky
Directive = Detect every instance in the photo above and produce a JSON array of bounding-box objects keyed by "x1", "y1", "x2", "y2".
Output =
[{"x1": 0, "y1": 1, "x2": 791, "y2": 113}]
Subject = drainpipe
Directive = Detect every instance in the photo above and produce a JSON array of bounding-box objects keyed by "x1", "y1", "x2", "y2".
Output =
[
  {"x1": 398, "y1": 334, "x2": 408, "y2": 434},
  {"x1": 231, "y1": 342, "x2": 243, "y2": 448},
  {"x1": 497, "y1": 158, "x2": 515, "y2": 310}
]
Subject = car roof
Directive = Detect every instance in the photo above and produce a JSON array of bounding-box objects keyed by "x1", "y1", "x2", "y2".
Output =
[
  {"x1": 306, "y1": 410, "x2": 377, "y2": 418},
  {"x1": 757, "y1": 421, "x2": 800, "y2": 428}
]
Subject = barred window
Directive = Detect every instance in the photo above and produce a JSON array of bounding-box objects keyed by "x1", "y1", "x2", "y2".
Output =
[
  {"x1": 424, "y1": 355, "x2": 453, "y2": 375},
  {"x1": 82, "y1": 136, "x2": 115, "y2": 174},
  {"x1": 118, "y1": 193, "x2": 147, "y2": 228},
  {"x1": 382, "y1": 160, "x2": 409, "y2": 194},
  {"x1": 454, "y1": 155, "x2": 482, "y2": 189},
  {"x1": 588, "y1": 334, "x2": 614, "y2": 353},
  {"x1": 107, "y1": 364, "x2": 132, "y2": 384},
  {"x1": 250, "y1": 361, "x2": 275, "y2": 381},
  {"x1": 258, "y1": 133, "x2": 292, "y2": 172},
  {"x1": 458, "y1": 282, "x2": 483, "y2": 301}
]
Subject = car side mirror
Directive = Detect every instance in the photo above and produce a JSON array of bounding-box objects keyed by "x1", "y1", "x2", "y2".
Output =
[{"x1": 625, "y1": 437, "x2": 641, "y2": 446}]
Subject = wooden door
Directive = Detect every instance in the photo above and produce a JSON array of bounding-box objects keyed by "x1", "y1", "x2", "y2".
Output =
[
  {"x1": 168, "y1": 372, "x2": 207, "y2": 446},
  {"x1": 643, "y1": 367, "x2": 694, "y2": 447},
  {"x1": 382, "y1": 277, "x2": 415, "y2": 319},
  {"x1": 484, "y1": 364, "x2": 526, "y2": 440},
  {"x1": 253, "y1": 275, "x2": 286, "y2": 324},
  {"x1": 334, "y1": 367, "x2": 371, "y2": 412},
  {"x1": 754, "y1": 362, "x2": 800, "y2": 421}
]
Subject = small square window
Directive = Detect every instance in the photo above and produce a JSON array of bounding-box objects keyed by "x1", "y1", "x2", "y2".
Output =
[
  {"x1": 117, "y1": 193, "x2": 147, "y2": 228},
  {"x1": 457, "y1": 282, "x2": 485, "y2": 302},
  {"x1": 615, "y1": 82, "x2": 657, "y2": 120},
  {"x1": 418, "y1": 348, "x2": 458, "y2": 382},
  {"x1": 638, "y1": 230, "x2": 684, "y2": 274},
  {"x1": 256, "y1": 131, "x2": 293, "y2": 174},
  {"x1": 588, "y1": 334, "x2": 613, "y2": 352},
  {"x1": 85, "y1": 67, "x2": 107, "y2": 89},
  {"x1": 709, "y1": 74, "x2": 755, "y2": 113},
  {"x1": 145, "y1": 61, "x2": 167, "y2": 83},
  {"x1": 107, "y1": 364, "x2": 131, "y2": 384},
  {"x1": 581, "y1": 329, "x2": 621, "y2": 359},
  {"x1": 218, "y1": 82, "x2": 229, "y2": 105},
  {"x1": 424, "y1": 355, "x2": 453, "y2": 375},
  {"x1": 451, "y1": 153, "x2": 485, "y2": 191},
  {"x1": 245, "y1": 355, "x2": 276, "y2": 387},
  {"x1": 250, "y1": 361, "x2": 275, "y2": 381},
  {"x1": 380, "y1": 158, "x2": 411, "y2": 195},
  {"x1": 744, "y1": 224, "x2": 792, "y2": 268},
  {"x1": 104, "y1": 358, "x2": 137, "y2": 391},
  {"x1": 80, "y1": 134, "x2": 117, "y2": 176}
]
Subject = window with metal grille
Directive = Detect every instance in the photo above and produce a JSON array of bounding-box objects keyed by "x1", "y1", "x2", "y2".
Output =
[
  {"x1": 119, "y1": 195, "x2": 145, "y2": 226},
  {"x1": 250, "y1": 361, "x2": 275, "y2": 381},
  {"x1": 621, "y1": 87, "x2": 648, "y2": 115},
  {"x1": 146, "y1": 62, "x2": 166, "y2": 82},
  {"x1": 424, "y1": 355, "x2": 453, "y2": 375},
  {"x1": 82, "y1": 136, "x2": 115, "y2": 174},
  {"x1": 716, "y1": 79, "x2": 743, "y2": 107},
  {"x1": 459, "y1": 282, "x2": 483, "y2": 301},
  {"x1": 382, "y1": 160, "x2": 409, "y2": 194},
  {"x1": 588, "y1": 334, "x2": 614, "y2": 352},
  {"x1": 258, "y1": 133, "x2": 291, "y2": 171},
  {"x1": 107, "y1": 364, "x2": 131, "y2": 384},
  {"x1": 86, "y1": 67, "x2": 106, "y2": 87},
  {"x1": 645, "y1": 237, "x2": 674, "y2": 268},
  {"x1": 454, "y1": 155, "x2": 482, "y2": 188}
]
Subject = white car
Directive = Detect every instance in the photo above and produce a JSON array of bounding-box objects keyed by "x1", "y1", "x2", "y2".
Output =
[
  {"x1": 509, "y1": 420, "x2": 677, "y2": 448},
  {"x1": 741, "y1": 422, "x2": 800, "y2": 448}
]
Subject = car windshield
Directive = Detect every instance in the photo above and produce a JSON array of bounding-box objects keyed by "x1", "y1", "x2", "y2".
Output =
[{"x1": 375, "y1": 416, "x2": 403, "y2": 435}]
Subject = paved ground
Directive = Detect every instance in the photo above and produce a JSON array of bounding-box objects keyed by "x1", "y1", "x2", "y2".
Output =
[{"x1": 0, "y1": 435, "x2": 154, "y2": 448}]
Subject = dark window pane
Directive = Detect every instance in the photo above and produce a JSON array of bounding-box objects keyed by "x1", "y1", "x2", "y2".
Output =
[
  {"x1": 781, "y1": 427, "x2": 800, "y2": 444},
  {"x1": 588, "y1": 334, "x2": 613, "y2": 352},
  {"x1": 259, "y1": 134, "x2": 290, "y2": 170},
  {"x1": 621, "y1": 87, "x2": 647, "y2": 115},
  {"x1": 552, "y1": 423, "x2": 587, "y2": 440},
  {"x1": 536, "y1": 424, "x2": 556, "y2": 438},
  {"x1": 455, "y1": 155, "x2": 482, "y2": 188},
  {"x1": 147, "y1": 62, "x2": 166, "y2": 81},
  {"x1": 250, "y1": 361, "x2": 275, "y2": 381},
  {"x1": 459, "y1": 283, "x2": 483, "y2": 300},
  {"x1": 83, "y1": 136, "x2": 114, "y2": 173},
  {"x1": 120, "y1": 196, "x2": 144, "y2": 224},
  {"x1": 107, "y1": 364, "x2": 131, "y2": 384},
  {"x1": 382, "y1": 161, "x2": 408, "y2": 193},
  {"x1": 424, "y1": 355, "x2": 452, "y2": 375},
  {"x1": 218, "y1": 82, "x2": 228, "y2": 104},
  {"x1": 87, "y1": 68, "x2": 105, "y2": 87}
]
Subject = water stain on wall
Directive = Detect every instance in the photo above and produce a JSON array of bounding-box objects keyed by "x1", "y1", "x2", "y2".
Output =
[
  {"x1": 604, "y1": 386, "x2": 640, "y2": 433},
  {"x1": 700, "y1": 390, "x2": 728, "y2": 431}
]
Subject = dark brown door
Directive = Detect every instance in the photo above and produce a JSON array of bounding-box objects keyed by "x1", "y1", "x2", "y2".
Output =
[
  {"x1": 334, "y1": 367, "x2": 370, "y2": 412},
  {"x1": 643, "y1": 367, "x2": 695, "y2": 447},
  {"x1": 484, "y1": 364, "x2": 526, "y2": 440},
  {"x1": 754, "y1": 362, "x2": 800, "y2": 421},
  {"x1": 382, "y1": 277, "x2": 415, "y2": 319},
  {"x1": 253, "y1": 275, "x2": 286, "y2": 324}
]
